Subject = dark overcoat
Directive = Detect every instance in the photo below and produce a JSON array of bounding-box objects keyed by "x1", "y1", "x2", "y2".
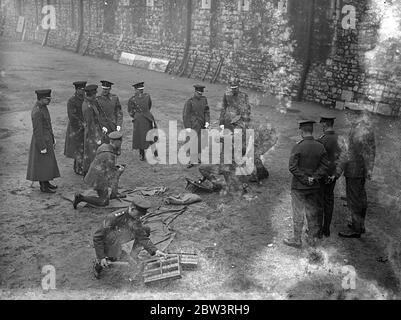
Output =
[
  {"x1": 97, "y1": 94, "x2": 123, "y2": 129},
  {"x1": 183, "y1": 95, "x2": 210, "y2": 153},
  {"x1": 26, "y1": 102, "x2": 60, "y2": 181},
  {"x1": 64, "y1": 94, "x2": 85, "y2": 159},
  {"x1": 82, "y1": 98, "x2": 106, "y2": 173},
  {"x1": 128, "y1": 92, "x2": 156, "y2": 150}
]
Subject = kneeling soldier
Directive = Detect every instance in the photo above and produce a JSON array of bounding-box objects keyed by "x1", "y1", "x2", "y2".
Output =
[
  {"x1": 73, "y1": 131, "x2": 126, "y2": 209},
  {"x1": 92, "y1": 197, "x2": 167, "y2": 279}
]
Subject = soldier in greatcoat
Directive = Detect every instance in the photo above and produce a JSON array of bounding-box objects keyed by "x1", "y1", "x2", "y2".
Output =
[
  {"x1": 92, "y1": 197, "x2": 167, "y2": 279},
  {"x1": 73, "y1": 131, "x2": 126, "y2": 209},
  {"x1": 183, "y1": 84, "x2": 210, "y2": 168},
  {"x1": 82, "y1": 84, "x2": 110, "y2": 174},
  {"x1": 128, "y1": 82, "x2": 158, "y2": 161},
  {"x1": 64, "y1": 81, "x2": 86, "y2": 175},
  {"x1": 26, "y1": 89, "x2": 60, "y2": 194},
  {"x1": 97, "y1": 80, "x2": 123, "y2": 132}
]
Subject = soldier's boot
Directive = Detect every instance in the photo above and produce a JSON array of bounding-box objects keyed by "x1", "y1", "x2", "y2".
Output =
[
  {"x1": 283, "y1": 237, "x2": 302, "y2": 249},
  {"x1": 46, "y1": 181, "x2": 58, "y2": 190},
  {"x1": 110, "y1": 192, "x2": 127, "y2": 200},
  {"x1": 75, "y1": 194, "x2": 109, "y2": 208},
  {"x1": 40, "y1": 181, "x2": 56, "y2": 194},
  {"x1": 92, "y1": 260, "x2": 103, "y2": 279},
  {"x1": 73, "y1": 193, "x2": 83, "y2": 209},
  {"x1": 348, "y1": 223, "x2": 365, "y2": 234}
]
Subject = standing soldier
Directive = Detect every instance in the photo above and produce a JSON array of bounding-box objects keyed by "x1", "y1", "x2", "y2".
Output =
[
  {"x1": 97, "y1": 80, "x2": 123, "y2": 132},
  {"x1": 284, "y1": 120, "x2": 329, "y2": 249},
  {"x1": 92, "y1": 197, "x2": 167, "y2": 279},
  {"x1": 219, "y1": 76, "x2": 251, "y2": 133},
  {"x1": 26, "y1": 89, "x2": 60, "y2": 194},
  {"x1": 336, "y1": 109, "x2": 376, "y2": 238},
  {"x1": 82, "y1": 84, "x2": 110, "y2": 174},
  {"x1": 64, "y1": 81, "x2": 86, "y2": 176},
  {"x1": 128, "y1": 82, "x2": 158, "y2": 161},
  {"x1": 183, "y1": 84, "x2": 210, "y2": 168},
  {"x1": 73, "y1": 131, "x2": 126, "y2": 209},
  {"x1": 317, "y1": 115, "x2": 341, "y2": 237}
]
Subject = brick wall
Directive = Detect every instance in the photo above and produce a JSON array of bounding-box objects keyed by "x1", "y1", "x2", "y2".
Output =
[{"x1": 2, "y1": 0, "x2": 401, "y2": 116}]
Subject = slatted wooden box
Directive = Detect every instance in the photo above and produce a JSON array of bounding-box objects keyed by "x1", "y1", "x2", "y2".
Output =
[
  {"x1": 143, "y1": 255, "x2": 182, "y2": 285},
  {"x1": 176, "y1": 252, "x2": 199, "y2": 269}
]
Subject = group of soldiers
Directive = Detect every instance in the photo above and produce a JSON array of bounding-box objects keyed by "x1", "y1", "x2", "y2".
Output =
[
  {"x1": 25, "y1": 74, "x2": 376, "y2": 279},
  {"x1": 284, "y1": 110, "x2": 376, "y2": 249}
]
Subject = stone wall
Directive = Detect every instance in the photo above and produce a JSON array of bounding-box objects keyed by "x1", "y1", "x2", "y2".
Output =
[{"x1": 2, "y1": 0, "x2": 401, "y2": 116}]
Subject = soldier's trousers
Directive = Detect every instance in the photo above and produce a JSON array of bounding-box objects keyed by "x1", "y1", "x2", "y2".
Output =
[
  {"x1": 345, "y1": 177, "x2": 367, "y2": 233},
  {"x1": 81, "y1": 187, "x2": 110, "y2": 207},
  {"x1": 320, "y1": 181, "x2": 336, "y2": 232},
  {"x1": 291, "y1": 189, "x2": 323, "y2": 242}
]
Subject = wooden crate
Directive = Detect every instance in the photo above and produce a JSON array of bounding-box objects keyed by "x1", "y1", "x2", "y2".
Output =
[
  {"x1": 177, "y1": 252, "x2": 199, "y2": 269},
  {"x1": 143, "y1": 255, "x2": 182, "y2": 285}
]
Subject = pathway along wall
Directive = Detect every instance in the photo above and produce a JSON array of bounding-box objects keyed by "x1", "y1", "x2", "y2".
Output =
[{"x1": 1, "y1": 0, "x2": 401, "y2": 117}]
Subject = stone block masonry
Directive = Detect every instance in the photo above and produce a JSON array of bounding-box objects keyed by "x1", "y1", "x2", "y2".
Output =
[{"x1": 1, "y1": 0, "x2": 401, "y2": 117}]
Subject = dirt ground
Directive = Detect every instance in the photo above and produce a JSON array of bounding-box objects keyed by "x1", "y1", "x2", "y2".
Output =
[{"x1": 0, "y1": 41, "x2": 400, "y2": 300}]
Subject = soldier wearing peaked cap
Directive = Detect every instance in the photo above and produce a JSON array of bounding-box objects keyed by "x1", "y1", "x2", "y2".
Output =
[
  {"x1": 73, "y1": 131, "x2": 126, "y2": 209},
  {"x1": 219, "y1": 76, "x2": 251, "y2": 133},
  {"x1": 128, "y1": 82, "x2": 159, "y2": 161},
  {"x1": 317, "y1": 115, "x2": 341, "y2": 237},
  {"x1": 183, "y1": 84, "x2": 210, "y2": 168},
  {"x1": 64, "y1": 81, "x2": 87, "y2": 176},
  {"x1": 284, "y1": 120, "x2": 329, "y2": 249},
  {"x1": 97, "y1": 80, "x2": 123, "y2": 133},
  {"x1": 92, "y1": 196, "x2": 167, "y2": 279},
  {"x1": 82, "y1": 84, "x2": 112, "y2": 174},
  {"x1": 336, "y1": 108, "x2": 376, "y2": 238},
  {"x1": 27, "y1": 89, "x2": 60, "y2": 194}
]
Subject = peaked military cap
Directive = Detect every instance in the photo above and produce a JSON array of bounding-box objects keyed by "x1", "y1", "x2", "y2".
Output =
[
  {"x1": 320, "y1": 115, "x2": 336, "y2": 123},
  {"x1": 108, "y1": 131, "x2": 123, "y2": 140},
  {"x1": 131, "y1": 196, "x2": 152, "y2": 211},
  {"x1": 84, "y1": 84, "x2": 98, "y2": 92},
  {"x1": 73, "y1": 81, "x2": 87, "y2": 89},
  {"x1": 194, "y1": 84, "x2": 205, "y2": 92},
  {"x1": 100, "y1": 80, "x2": 114, "y2": 89},
  {"x1": 35, "y1": 89, "x2": 52, "y2": 99},
  {"x1": 298, "y1": 120, "x2": 316, "y2": 129},
  {"x1": 133, "y1": 82, "x2": 145, "y2": 89}
]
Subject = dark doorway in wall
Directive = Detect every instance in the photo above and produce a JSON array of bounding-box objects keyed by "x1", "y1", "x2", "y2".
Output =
[{"x1": 103, "y1": 0, "x2": 117, "y2": 34}]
